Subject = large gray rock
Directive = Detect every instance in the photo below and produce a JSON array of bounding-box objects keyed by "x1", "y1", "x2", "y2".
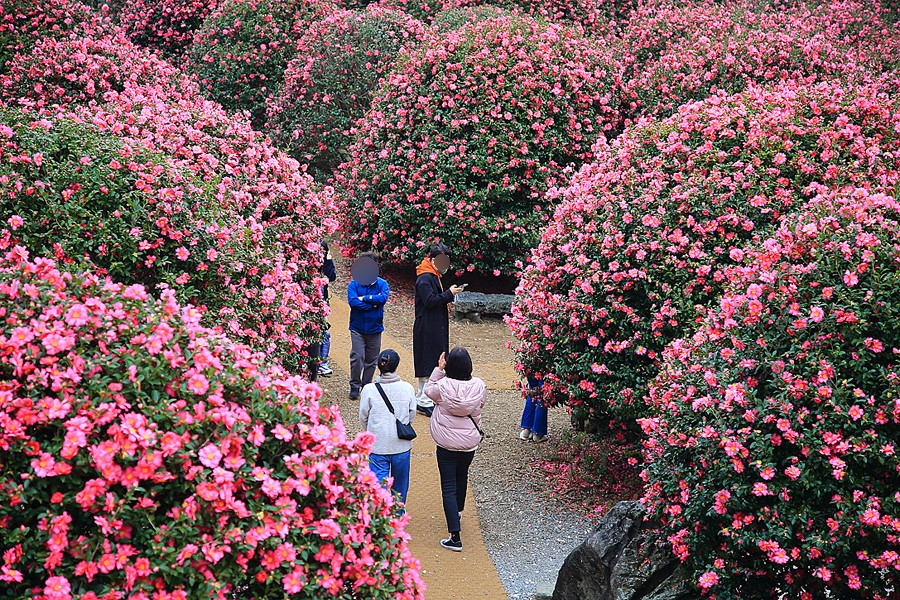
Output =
[
  {"x1": 553, "y1": 501, "x2": 699, "y2": 600},
  {"x1": 452, "y1": 291, "x2": 515, "y2": 323}
]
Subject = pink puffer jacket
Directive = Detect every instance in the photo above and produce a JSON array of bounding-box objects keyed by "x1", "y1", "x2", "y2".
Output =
[{"x1": 425, "y1": 367, "x2": 486, "y2": 451}]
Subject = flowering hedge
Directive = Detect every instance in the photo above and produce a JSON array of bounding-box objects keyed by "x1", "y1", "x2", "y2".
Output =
[
  {"x1": 337, "y1": 14, "x2": 620, "y2": 276},
  {"x1": 108, "y1": 0, "x2": 220, "y2": 55},
  {"x1": 431, "y1": 5, "x2": 509, "y2": 32},
  {"x1": 379, "y1": 0, "x2": 633, "y2": 30},
  {"x1": 0, "y1": 0, "x2": 100, "y2": 69},
  {"x1": 640, "y1": 187, "x2": 900, "y2": 599},
  {"x1": 618, "y1": 0, "x2": 900, "y2": 121},
  {"x1": 0, "y1": 244, "x2": 424, "y2": 598},
  {"x1": 267, "y1": 7, "x2": 426, "y2": 175},
  {"x1": 188, "y1": 0, "x2": 334, "y2": 128},
  {"x1": 0, "y1": 14, "x2": 338, "y2": 372},
  {"x1": 508, "y1": 82, "x2": 900, "y2": 424}
]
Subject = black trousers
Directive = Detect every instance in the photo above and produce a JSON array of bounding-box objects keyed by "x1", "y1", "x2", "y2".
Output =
[{"x1": 436, "y1": 445, "x2": 476, "y2": 534}]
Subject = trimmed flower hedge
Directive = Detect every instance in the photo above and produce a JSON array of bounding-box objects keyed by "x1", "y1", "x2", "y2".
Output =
[
  {"x1": 267, "y1": 6, "x2": 426, "y2": 175},
  {"x1": 0, "y1": 9, "x2": 337, "y2": 373},
  {"x1": 618, "y1": 0, "x2": 900, "y2": 121},
  {"x1": 188, "y1": 0, "x2": 334, "y2": 128},
  {"x1": 0, "y1": 243, "x2": 424, "y2": 598},
  {"x1": 108, "y1": 0, "x2": 220, "y2": 55},
  {"x1": 508, "y1": 81, "x2": 900, "y2": 424},
  {"x1": 379, "y1": 0, "x2": 634, "y2": 30},
  {"x1": 337, "y1": 14, "x2": 620, "y2": 276},
  {"x1": 641, "y1": 187, "x2": 900, "y2": 599}
]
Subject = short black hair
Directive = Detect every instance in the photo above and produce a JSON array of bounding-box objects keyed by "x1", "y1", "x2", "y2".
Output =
[
  {"x1": 444, "y1": 347, "x2": 472, "y2": 381},
  {"x1": 377, "y1": 349, "x2": 401, "y2": 374},
  {"x1": 428, "y1": 243, "x2": 450, "y2": 259},
  {"x1": 360, "y1": 252, "x2": 378, "y2": 263}
]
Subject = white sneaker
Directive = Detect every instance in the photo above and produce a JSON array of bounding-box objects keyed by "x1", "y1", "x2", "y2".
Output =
[
  {"x1": 532, "y1": 434, "x2": 549, "y2": 443},
  {"x1": 519, "y1": 428, "x2": 532, "y2": 441},
  {"x1": 318, "y1": 363, "x2": 333, "y2": 377}
]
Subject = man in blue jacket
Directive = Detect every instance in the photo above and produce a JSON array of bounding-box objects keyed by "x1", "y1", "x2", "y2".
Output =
[{"x1": 348, "y1": 253, "x2": 389, "y2": 400}]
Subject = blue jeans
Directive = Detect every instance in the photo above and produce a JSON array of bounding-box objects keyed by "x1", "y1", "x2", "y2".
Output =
[
  {"x1": 520, "y1": 394, "x2": 547, "y2": 436},
  {"x1": 369, "y1": 451, "x2": 411, "y2": 511},
  {"x1": 319, "y1": 330, "x2": 331, "y2": 363}
]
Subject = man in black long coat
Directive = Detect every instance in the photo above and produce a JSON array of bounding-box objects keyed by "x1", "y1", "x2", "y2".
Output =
[{"x1": 413, "y1": 243, "x2": 464, "y2": 416}]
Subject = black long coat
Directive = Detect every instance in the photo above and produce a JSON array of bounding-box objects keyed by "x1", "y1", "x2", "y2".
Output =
[{"x1": 413, "y1": 272, "x2": 455, "y2": 377}]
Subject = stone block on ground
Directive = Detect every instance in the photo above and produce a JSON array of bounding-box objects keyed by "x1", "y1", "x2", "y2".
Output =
[
  {"x1": 453, "y1": 291, "x2": 515, "y2": 323},
  {"x1": 552, "y1": 501, "x2": 699, "y2": 600}
]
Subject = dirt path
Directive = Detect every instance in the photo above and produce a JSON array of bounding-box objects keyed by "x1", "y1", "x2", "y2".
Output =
[{"x1": 321, "y1": 295, "x2": 513, "y2": 599}]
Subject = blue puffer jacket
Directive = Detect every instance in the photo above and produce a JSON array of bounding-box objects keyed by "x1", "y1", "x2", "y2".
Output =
[{"x1": 348, "y1": 278, "x2": 389, "y2": 334}]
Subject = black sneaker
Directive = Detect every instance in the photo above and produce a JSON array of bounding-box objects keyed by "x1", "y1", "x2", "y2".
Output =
[
  {"x1": 440, "y1": 537, "x2": 462, "y2": 552},
  {"x1": 349, "y1": 391, "x2": 359, "y2": 401},
  {"x1": 416, "y1": 405, "x2": 433, "y2": 418}
]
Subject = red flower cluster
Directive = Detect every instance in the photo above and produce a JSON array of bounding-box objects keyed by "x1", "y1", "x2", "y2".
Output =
[
  {"x1": 337, "y1": 14, "x2": 621, "y2": 276},
  {"x1": 508, "y1": 82, "x2": 900, "y2": 424},
  {"x1": 108, "y1": 0, "x2": 220, "y2": 55},
  {"x1": 640, "y1": 187, "x2": 900, "y2": 599},
  {"x1": 0, "y1": 243, "x2": 424, "y2": 599},
  {"x1": 187, "y1": 0, "x2": 334, "y2": 128},
  {"x1": 268, "y1": 6, "x2": 427, "y2": 176},
  {"x1": 1, "y1": 2, "x2": 338, "y2": 373}
]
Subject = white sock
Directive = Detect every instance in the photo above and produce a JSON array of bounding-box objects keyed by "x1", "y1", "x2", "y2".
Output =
[{"x1": 416, "y1": 377, "x2": 433, "y2": 407}]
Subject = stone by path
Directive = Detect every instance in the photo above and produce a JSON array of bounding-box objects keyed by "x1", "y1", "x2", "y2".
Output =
[{"x1": 321, "y1": 294, "x2": 516, "y2": 599}]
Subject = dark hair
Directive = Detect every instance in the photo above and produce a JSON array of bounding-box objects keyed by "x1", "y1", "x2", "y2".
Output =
[
  {"x1": 428, "y1": 243, "x2": 450, "y2": 259},
  {"x1": 377, "y1": 349, "x2": 401, "y2": 374},
  {"x1": 444, "y1": 347, "x2": 472, "y2": 381},
  {"x1": 360, "y1": 252, "x2": 378, "y2": 263}
]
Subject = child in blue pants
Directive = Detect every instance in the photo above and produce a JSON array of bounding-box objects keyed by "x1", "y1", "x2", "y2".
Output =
[{"x1": 519, "y1": 375, "x2": 548, "y2": 442}]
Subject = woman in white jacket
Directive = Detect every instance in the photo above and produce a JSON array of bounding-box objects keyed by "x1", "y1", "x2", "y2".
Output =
[{"x1": 360, "y1": 349, "x2": 416, "y2": 512}]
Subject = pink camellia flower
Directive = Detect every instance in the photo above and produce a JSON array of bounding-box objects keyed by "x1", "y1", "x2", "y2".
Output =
[
  {"x1": 43, "y1": 576, "x2": 71, "y2": 600},
  {"x1": 810, "y1": 306, "x2": 824, "y2": 322},
  {"x1": 314, "y1": 519, "x2": 341, "y2": 540},
  {"x1": 198, "y1": 444, "x2": 223, "y2": 469},
  {"x1": 283, "y1": 568, "x2": 306, "y2": 594},
  {"x1": 272, "y1": 424, "x2": 292, "y2": 442},
  {"x1": 187, "y1": 373, "x2": 209, "y2": 395},
  {"x1": 31, "y1": 453, "x2": 57, "y2": 478},
  {"x1": 7, "y1": 215, "x2": 23, "y2": 230},
  {"x1": 698, "y1": 571, "x2": 719, "y2": 589},
  {"x1": 175, "y1": 247, "x2": 190, "y2": 261}
]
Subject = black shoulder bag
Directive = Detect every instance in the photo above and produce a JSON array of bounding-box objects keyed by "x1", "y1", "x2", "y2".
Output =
[
  {"x1": 375, "y1": 383, "x2": 417, "y2": 441},
  {"x1": 468, "y1": 415, "x2": 485, "y2": 441}
]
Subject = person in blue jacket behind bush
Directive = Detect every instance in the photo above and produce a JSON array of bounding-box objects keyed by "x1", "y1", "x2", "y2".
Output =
[{"x1": 348, "y1": 253, "x2": 389, "y2": 400}]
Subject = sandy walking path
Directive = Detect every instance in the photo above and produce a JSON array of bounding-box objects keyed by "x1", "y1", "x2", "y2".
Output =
[{"x1": 320, "y1": 295, "x2": 516, "y2": 599}]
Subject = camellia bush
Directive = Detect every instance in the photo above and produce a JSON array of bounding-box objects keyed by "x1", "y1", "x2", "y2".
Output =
[
  {"x1": 267, "y1": 6, "x2": 426, "y2": 175},
  {"x1": 640, "y1": 187, "x2": 900, "y2": 599},
  {"x1": 0, "y1": 243, "x2": 424, "y2": 598},
  {"x1": 617, "y1": 0, "x2": 900, "y2": 121},
  {"x1": 107, "y1": 0, "x2": 221, "y2": 55},
  {"x1": 431, "y1": 4, "x2": 509, "y2": 32},
  {"x1": 337, "y1": 14, "x2": 621, "y2": 276},
  {"x1": 0, "y1": 0, "x2": 102, "y2": 69},
  {"x1": 0, "y1": 8, "x2": 338, "y2": 372},
  {"x1": 188, "y1": 0, "x2": 334, "y2": 128},
  {"x1": 379, "y1": 0, "x2": 634, "y2": 30},
  {"x1": 507, "y1": 81, "x2": 900, "y2": 424}
]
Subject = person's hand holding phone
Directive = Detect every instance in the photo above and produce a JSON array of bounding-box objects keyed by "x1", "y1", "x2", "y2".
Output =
[
  {"x1": 438, "y1": 352, "x2": 447, "y2": 371},
  {"x1": 450, "y1": 283, "x2": 467, "y2": 295}
]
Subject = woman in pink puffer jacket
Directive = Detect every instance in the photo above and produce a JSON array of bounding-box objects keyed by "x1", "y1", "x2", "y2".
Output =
[{"x1": 425, "y1": 347, "x2": 486, "y2": 552}]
